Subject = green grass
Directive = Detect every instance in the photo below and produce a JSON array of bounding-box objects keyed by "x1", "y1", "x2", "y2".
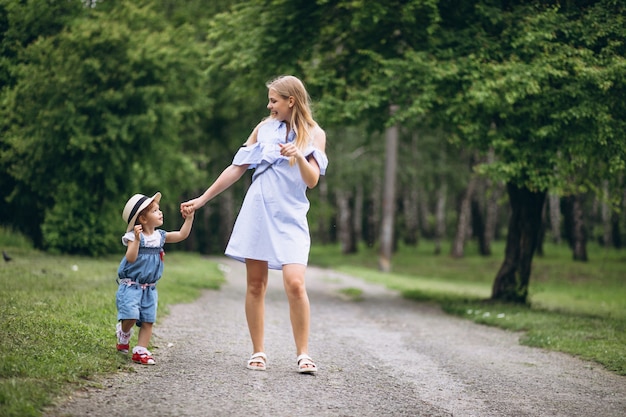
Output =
[
  {"x1": 0, "y1": 235, "x2": 224, "y2": 417},
  {"x1": 310, "y1": 240, "x2": 626, "y2": 376}
]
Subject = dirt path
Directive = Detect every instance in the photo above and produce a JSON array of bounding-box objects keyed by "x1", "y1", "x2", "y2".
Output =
[{"x1": 46, "y1": 257, "x2": 625, "y2": 417}]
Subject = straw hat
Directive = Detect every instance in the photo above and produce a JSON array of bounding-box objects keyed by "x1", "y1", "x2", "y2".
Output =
[{"x1": 122, "y1": 192, "x2": 161, "y2": 232}]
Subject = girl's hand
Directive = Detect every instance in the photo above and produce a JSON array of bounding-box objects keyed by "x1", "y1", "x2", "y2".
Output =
[
  {"x1": 181, "y1": 206, "x2": 195, "y2": 219},
  {"x1": 133, "y1": 224, "x2": 142, "y2": 239}
]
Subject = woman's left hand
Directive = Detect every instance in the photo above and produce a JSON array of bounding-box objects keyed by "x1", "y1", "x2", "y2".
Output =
[{"x1": 278, "y1": 142, "x2": 303, "y2": 160}]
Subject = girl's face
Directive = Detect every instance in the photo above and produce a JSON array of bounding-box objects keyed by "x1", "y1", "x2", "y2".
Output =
[
  {"x1": 267, "y1": 89, "x2": 293, "y2": 122},
  {"x1": 140, "y1": 203, "x2": 163, "y2": 228}
]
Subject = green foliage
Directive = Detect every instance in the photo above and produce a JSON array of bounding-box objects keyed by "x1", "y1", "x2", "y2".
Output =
[
  {"x1": 0, "y1": 246, "x2": 224, "y2": 417},
  {"x1": 1, "y1": 1, "x2": 210, "y2": 254}
]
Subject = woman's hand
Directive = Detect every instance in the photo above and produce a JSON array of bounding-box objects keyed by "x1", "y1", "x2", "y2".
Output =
[{"x1": 278, "y1": 142, "x2": 304, "y2": 160}]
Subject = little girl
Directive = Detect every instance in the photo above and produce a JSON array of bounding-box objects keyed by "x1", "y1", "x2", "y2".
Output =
[{"x1": 116, "y1": 192, "x2": 194, "y2": 365}]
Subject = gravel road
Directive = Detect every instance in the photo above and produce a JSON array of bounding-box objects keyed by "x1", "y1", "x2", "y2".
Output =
[{"x1": 45, "y1": 257, "x2": 625, "y2": 417}]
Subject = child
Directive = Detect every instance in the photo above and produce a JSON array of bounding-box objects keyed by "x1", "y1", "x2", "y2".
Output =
[{"x1": 116, "y1": 192, "x2": 194, "y2": 365}]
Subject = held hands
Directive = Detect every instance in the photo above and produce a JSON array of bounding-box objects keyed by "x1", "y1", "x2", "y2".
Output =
[{"x1": 181, "y1": 205, "x2": 195, "y2": 220}]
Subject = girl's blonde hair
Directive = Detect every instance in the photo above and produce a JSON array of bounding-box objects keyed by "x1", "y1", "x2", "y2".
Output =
[{"x1": 266, "y1": 75, "x2": 316, "y2": 165}]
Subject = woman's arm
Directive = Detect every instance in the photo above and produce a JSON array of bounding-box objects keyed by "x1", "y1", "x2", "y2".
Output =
[
  {"x1": 181, "y1": 164, "x2": 248, "y2": 212},
  {"x1": 279, "y1": 125, "x2": 327, "y2": 188}
]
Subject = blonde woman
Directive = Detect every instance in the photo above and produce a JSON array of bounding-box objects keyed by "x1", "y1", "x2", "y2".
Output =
[{"x1": 182, "y1": 75, "x2": 328, "y2": 373}]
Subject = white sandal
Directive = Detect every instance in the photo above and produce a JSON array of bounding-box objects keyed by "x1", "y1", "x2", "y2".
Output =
[
  {"x1": 296, "y1": 354, "x2": 317, "y2": 374},
  {"x1": 246, "y1": 352, "x2": 267, "y2": 371}
]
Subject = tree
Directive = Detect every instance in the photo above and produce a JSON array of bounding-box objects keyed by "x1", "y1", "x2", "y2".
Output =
[{"x1": 1, "y1": 1, "x2": 210, "y2": 254}]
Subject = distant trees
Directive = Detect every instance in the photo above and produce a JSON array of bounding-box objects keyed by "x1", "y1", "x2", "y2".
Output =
[{"x1": 1, "y1": 0, "x2": 624, "y2": 304}]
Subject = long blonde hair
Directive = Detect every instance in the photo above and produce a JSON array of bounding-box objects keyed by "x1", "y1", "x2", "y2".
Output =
[{"x1": 267, "y1": 75, "x2": 316, "y2": 165}]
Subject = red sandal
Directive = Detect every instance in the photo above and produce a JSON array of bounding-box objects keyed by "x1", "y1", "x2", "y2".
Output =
[{"x1": 132, "y1": 351, "x2": 155, "y2": 365}]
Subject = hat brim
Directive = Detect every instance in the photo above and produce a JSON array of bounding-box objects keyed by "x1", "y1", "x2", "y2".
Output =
[{"x1": 126, "y1": 192, "x2": 162, "y2": 232}]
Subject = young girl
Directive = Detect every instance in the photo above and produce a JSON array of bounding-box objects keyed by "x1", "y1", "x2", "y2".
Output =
[{"x1": 116, "y1": 192, "x2": 194, "y2": 365}]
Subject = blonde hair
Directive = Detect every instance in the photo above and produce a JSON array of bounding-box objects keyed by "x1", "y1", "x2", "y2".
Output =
[{"x1": 266, "y1": 75, "x2": 316, "y2": 165}]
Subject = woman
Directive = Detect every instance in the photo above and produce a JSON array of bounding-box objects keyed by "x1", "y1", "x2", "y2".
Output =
[{"x1": 181, "y1": 75, "x2": 328, "y2": 373}]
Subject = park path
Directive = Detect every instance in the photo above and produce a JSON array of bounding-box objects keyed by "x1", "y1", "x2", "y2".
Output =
[{"x1": 46, "y1": 257, "x2": 626, "y2": 416}]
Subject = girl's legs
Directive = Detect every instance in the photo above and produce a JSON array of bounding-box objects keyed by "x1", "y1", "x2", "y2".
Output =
[
  {"x1": 136, "y1": 322, "x2": 153, "y2": 349},
  {"x1": 245, "y1": 259, "x2": 269, "y2": 367},
  {"x1": 119, "y1": 319, "x2": 135, "y2": 334},
  {"x1": 282, "y1": 264, "x2": 314, "y2": 369}
]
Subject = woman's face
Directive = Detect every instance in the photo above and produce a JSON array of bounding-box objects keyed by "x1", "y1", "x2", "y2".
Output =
[{"x1": 267, "y1": 89, "x2": 293, "y2": 122}]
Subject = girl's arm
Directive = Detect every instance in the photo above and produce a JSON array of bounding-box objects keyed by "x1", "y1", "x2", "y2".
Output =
[
  {"x1": 125, "y1": 226, "x2": 142, "y2": 263},
  {"x1": 166, "y1": 210, "x2": 195, "y2": 243}
]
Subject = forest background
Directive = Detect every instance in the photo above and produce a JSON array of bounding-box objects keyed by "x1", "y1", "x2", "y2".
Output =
[{"x1": 1, "y1": 0, "x2": 625, "y2": 305}]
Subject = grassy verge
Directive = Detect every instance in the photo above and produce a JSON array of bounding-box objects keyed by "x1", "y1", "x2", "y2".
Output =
[
  {"x1": 310, "y1": 241, "x2": 626, "y2": 376},
  {"x1": 0, "y1": 233, "x2": 224, "y2": 417}
]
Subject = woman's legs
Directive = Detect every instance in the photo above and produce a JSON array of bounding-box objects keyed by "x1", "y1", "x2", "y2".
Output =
[
  {"x1": 282, "y1": 264, "x2": 314, "y2": 369},
  {"x1": 245, "y1": 259, "x2": 268, "y2": 367}
]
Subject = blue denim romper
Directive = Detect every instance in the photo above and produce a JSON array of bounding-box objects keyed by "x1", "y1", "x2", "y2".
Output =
[{"x1": 116, "y1": 230, "x2": 166, "y2": 326}]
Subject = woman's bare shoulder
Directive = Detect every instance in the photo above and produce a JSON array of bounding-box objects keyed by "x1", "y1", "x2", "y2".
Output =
[{"x1": 311, "y1": 123, "x2": 326, "y2": 151}]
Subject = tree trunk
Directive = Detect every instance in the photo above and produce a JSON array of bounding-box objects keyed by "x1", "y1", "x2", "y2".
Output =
[
  {"x1": 601, "y1": 180, "x2": 611, "y2": 247},
  {"x1": 336, "y1": 189, "x2": 356, "y2": 254},
  {"x1": 434, "y1": 181, "x2": 447, "y2": 255},
  {"x1": 484, "y1": 181, "x2": 502, "y2": 255},
  {"x1": 611, "y1": 211, "x2": 622, "y2": 248},
  {"x1": 471, "y1": 196, "x2": 488, "y2": 255},
  {"x1": 402, "y1": 185, "x2": 419, "y2": 245},
  {"x1": 353, "y1": 183, "x2": 363, "y2": 249},
  {"x1": 451, "y1": 173, "x2": 477, "y2": 258},
  {"x1": 570, "y1": 195, "x2": 588, "y2": 261},
  {"x1": 316, "y1": 177, "x2": 330, "y2": 244},
  {"x1": 562, "y1": 194, "x2": 588, "y2": 261},
  {"x1": 379, "y1": 105, "x2": 399, "y2": 272},
  {"x1": 548, "y1": 193, "x2": 561, "y2": 244},
  {"x1": 491, "y1": 183, "x2": 546, "y2": 304},
  {"x1": 535, "y1": 201, "x2": 547, "y2": 257},
  {"x1": 365, "y1": 178, "x2": 381, "y2": 247},
  {"x1": 419, "y1": 185, "x2": 432, "y2": 238}
]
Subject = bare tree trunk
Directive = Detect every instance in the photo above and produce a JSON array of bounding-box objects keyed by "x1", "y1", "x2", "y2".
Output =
[
  {"x1": 402, "y1": 131, "x2": 420, "y2": 246},
  {"x1": 601, "y1": 180, "x2": 611, "y2": 247},
  {"x1": 419, "y1": 185, "x2": 432, "y2": 238},
  {"x1": 470, "y1": 169, "x2": 489, "y2": 256},
  {"x1": 434, "y1": 182, "x2": 447, "y2": 255},
  {"x1": 403, "y1": 185, "x2": 419, "y2": 245},
  {"x1": 483, "y1": 149, "x2": 501, "y2": 255},
  {"x1": 548, "y1": 193, "x2": 561, "y2": 244},
  {"x1": 353, "y1": 183, "x2": 363, "y2": 249},
  {"x1": 491, "y1": 183, "x2": 546, "y2": 304},
  {"x1": 536, "y1": 201, "x2": 547, "y2": 257},
  {"x1": 365, "y1": 177, "x2": 381, "y2": 247},
  {"x1": 611, "y1": 211, "x2": 622, "y2": 248},
  {"x1": 379, "y1": 106, "x2": 399, "y2": 272},
  {"x1": 336, "y1": 189, "x2": 356, "y2": 254},
  {"x1": 562, "y1": 194, "x2": 588, "y2": 261},
  {"x1": 571, "y1": 195, "x2": 588, "y2": 261},
  {"x1": 316, "y1": 177, "x2": 330, "y2": 244},
  {"x1": 451, "y1": 174, "x2": 477, "y2": 258}
]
